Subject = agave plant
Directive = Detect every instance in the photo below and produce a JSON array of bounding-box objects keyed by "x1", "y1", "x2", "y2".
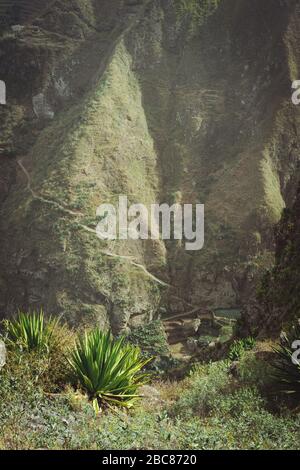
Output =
[
  {"x1": 3, "y1": 310, "x2": 60, "y2": 354},
  {"x1": 272, "y1": 322, "x2": 300, "y2": 397},
  {"x1": 68, "y1": 329, "x2": 152, "y2": 409}
]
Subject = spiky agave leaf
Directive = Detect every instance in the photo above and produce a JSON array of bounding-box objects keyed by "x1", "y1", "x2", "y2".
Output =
[
  {"x1": 68, "y1": 329, "x2": 152, "y2": 409},
  {"x1": 4, "y1": 310, "x2": 60, "y2": 354}
]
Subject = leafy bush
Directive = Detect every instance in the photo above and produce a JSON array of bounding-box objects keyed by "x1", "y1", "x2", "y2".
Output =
[
  {"x1": 40, "y1": 321, "x2": 75, "y2": 392},
  {"x1": 2, "y1": 312, "x2": 75, "y2": 392},
  {"x1": 126, "y1": 320, "x2": 176, "y2": 374},
  {"x1": 229, "y1": 337, "x2": 256, "y2": 361},
  {"x1": 237, "y1": 350, "x2": 274, "y2": 389},
  {"x1": 171, "y1": 361, "x2": 231, "y2": 417},
  {"x1": 272, "y1": 323, "x2": 300, "y2": 399},
  {"x1": 176, "y1": 0, "x2": 221, "y2": 34},
  {"x1": 68, "y1": 329, "x2": 152, "y2": 409},
  {"x1": 209, "y1": 386, "x2": 264, "y2": 417},
  {"x1": 3, "y1": 311, "x2": 60, "y2": 354},
  {"x1": 127, "y1": 320, "x2": 170, "y2": 359}
]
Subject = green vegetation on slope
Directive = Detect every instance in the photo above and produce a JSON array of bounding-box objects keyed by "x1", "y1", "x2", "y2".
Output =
[
  {"x1": 255, "y1": 185, "x2": 300, "y2": 335},
  {"x1": 1, "y1": 0, "x2": 299, "y2": 322},
  {"x1": 175, "y1": 0, "x2": 222, "y2": 33},
  {"x1": 1, "y1": 348, "x2": 300, "y2": 450},
  {"x1": 1, "y1": 312, "x2": 300, "y2": 450},
  {"x1": 2, "y1": 311, "x2": 152, "y2": 409},
  {"x1": 0, "y1": 35, "x2": 165, "y2": 327}
]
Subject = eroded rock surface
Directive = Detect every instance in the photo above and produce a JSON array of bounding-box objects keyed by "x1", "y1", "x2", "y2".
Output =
[{"x1": 0, "y1": 0, "x2": 300, "y2": 331}]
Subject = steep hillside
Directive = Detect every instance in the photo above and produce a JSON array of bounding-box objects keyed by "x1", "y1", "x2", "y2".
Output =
[
  {"x1": 0, "y1": 0, "x2": 300, "y2": 332},
  {"x1": 241, "y1": 182, "x2": 300, "y2": 337}
]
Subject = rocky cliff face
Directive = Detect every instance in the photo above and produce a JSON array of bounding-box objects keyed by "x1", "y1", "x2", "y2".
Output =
[
  {"x1": 0, "y1": 0, "x2": 300, "y2": 331},
  {"x1": 241, "y1": 182, "x2": 300, "y2": 337}
]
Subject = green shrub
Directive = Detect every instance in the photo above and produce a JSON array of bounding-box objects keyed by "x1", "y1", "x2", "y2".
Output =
[
  {"x1": 229, "y1": 337, "x2": 256, "y2": 361},
  {"x1": 3, "y1": 310, "x2": 60, "y2": 354},
  {"x1": 68, "y1": 329, "x2": 152, "y2": 410},
  {"x1": 2, "y1": 332, "x2": 74, "y2": 394},
  {"x1": 172, "y1": 361, "x2": 231, "y2": 417},
  {"x1": 126, "y1": 320, "x2": 170, "y2": 359},
  {"x1": 237, "y1": 351, "x2": 274, "y2": 389},
  {"x1": 209, "y1": 386, "x2": 264, "y2": 417},
  {"x1": 272, "y1": 323, "x2": 300, "y2": 399},
  {"x1": 126, "y1": 320, "x2": 175, "y2": 374},
  {"x1": 176, "y1": 0, "x2": 221, "y2": 34},
  {"x1": 40, "y1": 321, "x2": 75, "y2": 392}
]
